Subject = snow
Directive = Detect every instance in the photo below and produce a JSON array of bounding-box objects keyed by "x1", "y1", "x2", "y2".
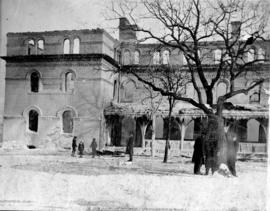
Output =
[{"x1": 0, "y1": 150, "x2": 267, "y2": 210}]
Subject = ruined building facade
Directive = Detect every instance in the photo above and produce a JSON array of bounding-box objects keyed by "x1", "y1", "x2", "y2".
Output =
[{"x1": 1, "y1": 18, "x2": 269, "y2": 154}]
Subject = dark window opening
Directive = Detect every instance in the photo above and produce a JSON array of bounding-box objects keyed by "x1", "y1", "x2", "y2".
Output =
[
  {"x1": 29, "y1": 110, "x2": 39, "y2": 132},
  {"x1": 62, "y1": 110, "x2": 74, "y2": 133},
  {"x1": 31, "y1": 72, "x2": 40, "y2": 92}
]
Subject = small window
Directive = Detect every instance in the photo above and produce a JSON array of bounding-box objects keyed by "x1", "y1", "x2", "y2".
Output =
[
  {"x1": 153, "y1": 51, "x2": 160, "y2": 64},
  {"x1": 247, "y1": 48, "x2": 255, "y2": 62},
  {"x1": 257, "y1": 48, "x2": 265, "y2": 63},
  {"x1": 27, "y1": 39, "x2": 35, "y2": 55},
  {"x1": 162, "y1": 50, "x2": 170, "y2": 64},
  {"x1": 123, "y1": 50, "x2": 131, "y2": 65},
  {"x1": 65, "y1": 72, "x2": 75, "y2": 92},
  {"x1": 214, "y1": 49, "x2": 222, "y2": 64},
  {"x1": 62, "y1": 110, "x2": 74, "y2": 133},
  {"x1": 31, "y1": 72, "x2": 40, "y2": 93},
  {"x1": 73, "y1": 38, "x2": 80, "y2": 54},
  {"x1": 63, "y1": 39, "x2": 70, "y2": 54},
  {"x1": 113, "y1": 80, "x2": 117, "y2": 99},
  {"x1": 29, "y1": 110, "x2": 39, "y2": 132},
  {"x1": 37, "y1": 40, "x2": 44, "y2": 55},
  {"x1": 134, "y1": 50, "x2": 140, "y2": 64}
]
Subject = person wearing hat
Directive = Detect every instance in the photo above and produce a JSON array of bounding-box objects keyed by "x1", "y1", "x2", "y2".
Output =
[
  {"x1": 71, "y1": 136, "x2": 77, "y2": 157},
  {"x1": 78, "y1": 139, "x2": 85, "y2": 158}
]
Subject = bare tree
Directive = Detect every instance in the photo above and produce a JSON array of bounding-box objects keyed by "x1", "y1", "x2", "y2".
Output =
[{"x1": 109, "y1": 0, "x2": 269, "y2": 170}]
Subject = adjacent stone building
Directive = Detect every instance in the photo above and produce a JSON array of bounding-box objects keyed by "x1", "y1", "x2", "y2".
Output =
[{"x1": 1, "y1": 18, "x2": 269, "y2": 155}]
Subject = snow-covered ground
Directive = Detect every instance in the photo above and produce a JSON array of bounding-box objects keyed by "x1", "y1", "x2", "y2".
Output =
[{"x1": 0, "y1": 149, "x2": 268, "y2": 211}]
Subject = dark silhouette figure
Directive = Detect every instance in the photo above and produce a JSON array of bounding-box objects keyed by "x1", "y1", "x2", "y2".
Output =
[
  {"x1": 78, "y1": 140, "x2": 84, "y2": 158},
  {"x1": 226, "y1": 134, "x2": 239, "y2": 176},
  {"x1": 192, "y1": 132, "x2": 206, "y2": 175},
  {"x1": 90, "y1": 138, "x2": 98, "y2": 158},
  {"x1": 71, "y1": 136, "x2": 77, "y2": 157},
  {"x1": 126, "y1": 132, "x2": 134, "y2": 162}
]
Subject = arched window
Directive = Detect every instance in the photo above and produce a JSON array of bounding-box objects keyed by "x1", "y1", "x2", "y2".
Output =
[
  {"x1": 63, "y1": 39, "x2": 70, "y2": 54},
  {"x1": 30, "y1": 72, "x2": 40, "y2": 93},
  {"x1": 153, "y1": 51, "x2": 160, "y2": 64},
  {"x1": 257, "y1": 48, "x2": 265, "y2": 63},
  {"x1": 134, "y1": 50, "x2": 140, "y2": 64},
  {"x1": 37, "y1": 40, "x2": 44, "y2": 55},
  {"x1": 162, "y1": 50, "x2": 170, "y2": 64},
  {"x1": 27, "y1": 39, "x2": 35, "y2": 55},
  {"x1": 73, "y1": 38, "x2": 80, "y2": 54},
  {"x1": 65, "y1": 72, "x2": 75, "y2": 92},
  {"x1": 29, "y1": 110, "x2": 39, "y2": 132},
  {"x1": 123, "y1": 50, "x2": 131, "y2": 65},
  {"x1": 62, "y1": 110, "x2": 74, "y2": 133},
  {"x1": 122, "y1": 80, "x2": 136, "y2": 102},
  {"x1": 216, "y1": 82, "x2": 227, "y2": 99},
  {"x1": 214, "y1": 49, "x2": 222, "y2": 64},
  {"x1": 247, "y1": 48, "x2": 255, "y2": 62}
]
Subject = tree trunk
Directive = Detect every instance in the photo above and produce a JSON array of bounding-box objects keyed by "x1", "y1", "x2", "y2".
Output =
[
  {"x1": 151, "y1": 114, "x2": 156, "y2": 157},
  {"x1": 163, "y1": 98, "x2": 173, "y2": 163}
]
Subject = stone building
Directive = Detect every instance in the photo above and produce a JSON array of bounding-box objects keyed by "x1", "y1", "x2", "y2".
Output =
[{"x1": 1, "y1": 18, "x2": 269, "y2": 155}]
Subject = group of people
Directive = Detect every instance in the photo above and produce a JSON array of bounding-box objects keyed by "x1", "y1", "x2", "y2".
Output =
[
  {"x1": 192, "y1": 127, "x2": 239, "y2": 176},
  {"x1": 71, "y1": 136, "x2": 97, "y2": 158}
]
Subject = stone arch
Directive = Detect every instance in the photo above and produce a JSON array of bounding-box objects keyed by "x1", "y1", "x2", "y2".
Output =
[
  {"x1": 73, "y1": 37, "x2": 80, "y2": 54},
  {"x1": 60, "y1": 69, "x2": 77, "y2": 92},
  {"x1": 216, "y1": 80, "x2": 229, "y2": 100},
  {"x1": 26, "y1": 70, "x2": 43, "y2": 92},
  {"x1": 134, "y1": 50, "x2": 140, "y2": 64},
  {"x1": 57, "y1": 106, "x2": 78, "y2": 134},
  {"x1": 162, "y1": 49, "x2": 170, "y2": 64},
  {"x1": 23, "y1": 105, "x2": 42, "y2": 133},
  {"x1": 63, "y1": 38, "x2": 71, "y2": 54},
  {"x1": 120, "y1": 79, "x2": 137, "y2": 102},
  {"x1": 246, "y1": 119, "x2": 266, "y2": 142}
]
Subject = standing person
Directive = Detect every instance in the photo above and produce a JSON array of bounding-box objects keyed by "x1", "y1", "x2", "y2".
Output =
[
  {"x1": 192, "y1": 131, "x2": 206, "y2": 175},
  {"x1": 71, "y1": 136, "x2": 77, "y2": 157},
  {"x1": 126, "y1": 132, "x2": 134, "y2": 162},
  {"x1": 78, "y1": 139, "x2": 85, "y2": 158},
  {"x1": 227, "y1": 133, "x2": 239, "y2": 176},
  {"x1": 90, "y1": 138, "x2": 97, "y2": 158}
]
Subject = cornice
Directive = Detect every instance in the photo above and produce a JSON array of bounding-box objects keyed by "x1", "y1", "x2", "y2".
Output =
[{"x1": 1, "y1": 54, "x2": 120, "y2": 68}]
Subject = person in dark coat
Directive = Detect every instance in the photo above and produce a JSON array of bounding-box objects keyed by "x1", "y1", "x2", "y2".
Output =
[
  {"x1": 90, "y1": 138, "x2": 97, "y2": 158},
  {"x1": 126, "y1": 132, "x2": 134, "y2": 162},
  {"x1": 78, "y1": 140, "x2": 85, "y2": 158},
  {"x1": 71, "y1": 136, "x2": 77, "y2": 157},
  {"x1": 192, "y1": 131, "x2": 206, "y2": 175},
  {"x1": 226, "y1": 133, "x2": 239, "y2": 176}
]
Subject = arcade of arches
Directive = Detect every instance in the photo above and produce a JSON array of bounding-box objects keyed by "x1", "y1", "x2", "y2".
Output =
[{"x1": 105, "y1": 115, "x2": 267, "y2": 148}]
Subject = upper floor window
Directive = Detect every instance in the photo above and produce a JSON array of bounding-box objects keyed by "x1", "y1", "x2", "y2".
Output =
[
  {"x1": 73, "y1": 38, "x2": 80, "y2": 54},
  {"x1": 257, "y1": 48, "x2": 265, "y2": 63},
  {"x1": 63, "y1": 39, "x2": 70, "y2": 54},
  {"x1": 214, "y1": 49, "x2": 222, "y2": 64},
  {"x1": 122, "y1": 80, "x2": 136, "y2": 102},
  {"x1": 134, "y1": 50, "x2": 140, "y2": 64},
  {"x1": 65, "y1": 72, "x2": 75, "y2": 92},
  {"x1": 216, "y1": 81, "x2": 227, "y2": 99},
  {"x1": 249, "y1": 92, "x2": 260, "y2": 103},
  {"x1": 27, "y1": 39, "x2": 35, "y2": 55},
  {"x1": 123, "y1": 50, "x2": 131, "y2": 65},
  {"x1": 113, "y1": 80, "x2": 118, "y2": 100},
  {"x1": 162, "y1": 50, "x2": 170, "y2": 64},
  {"x1": 247, "y1": 48, "x2": 255, "y2": 62},
  {"x1": 153, "y1": 51, "x2": 160, "y2": 65},
  {"x1": 37, "y1": 40, "x2": 44, "y2": 55},
  {"x1": 29, "y1": 110, "x2": 39, "y2": 132},
  {"x1": 30, "y1": 72, "x2": 40, "y2": 93}
]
